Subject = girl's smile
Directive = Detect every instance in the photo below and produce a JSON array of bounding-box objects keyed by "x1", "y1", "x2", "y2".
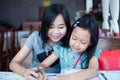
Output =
[{"x1": 69, "y1": 27, "x2": 91, "y2": 53}]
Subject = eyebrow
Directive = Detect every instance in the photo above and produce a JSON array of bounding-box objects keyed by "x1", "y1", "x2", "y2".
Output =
[{"x1": 51, "y1": 24, "x2": 65, "y2": 26}]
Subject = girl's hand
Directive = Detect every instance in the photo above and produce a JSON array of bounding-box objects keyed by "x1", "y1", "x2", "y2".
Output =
[
  {"x1": 38, "y1": 73, "x2": 48, "y2": 80},
  {"x1": 37, "y1": 67, "x2": 48, "y2": 80},
  {"x1": 23, "y1": 68, "x2": 40, "y2": 80}
]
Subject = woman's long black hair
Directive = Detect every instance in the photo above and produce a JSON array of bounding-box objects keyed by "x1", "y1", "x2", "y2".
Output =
[{"x1": 39, "y1": 3, "x2": 71, "y2": 48}]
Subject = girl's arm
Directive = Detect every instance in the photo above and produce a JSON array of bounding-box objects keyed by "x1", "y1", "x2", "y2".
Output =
[
  {"x1": 9, "y1": 45, "x2": 39, "y2": 80},
  {"x1": 39, "y1": 53, "x2": 59, "y2": 70},
  {"x1": 50, "y1": 56, "x2": 98, "y2": 80}
]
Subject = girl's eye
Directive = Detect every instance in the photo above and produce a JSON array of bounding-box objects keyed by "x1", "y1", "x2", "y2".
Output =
[
  {"x1": 72, "y1": 36, "x2": 77, "y2": 40},
  {"x1": 81, "y1": 42, "x2": 86, "y2": 44},
  {"x1": 49, "y1": 26, "x2": 54, "y2": 28},
  {"x1": 81, "y1": 41, "x2": 87, "y2": 44}
]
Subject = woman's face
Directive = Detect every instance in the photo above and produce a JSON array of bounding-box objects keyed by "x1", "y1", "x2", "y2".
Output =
[
  {"x1": 69, "y1": 27, "x2": 91, "y2": 53},
  {"x1": 48, "y1": 14, "x2": 67, "y2": 44}
]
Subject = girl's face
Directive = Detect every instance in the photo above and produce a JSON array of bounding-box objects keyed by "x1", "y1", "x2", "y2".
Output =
[
  {"x1": 48, "y1": 14, "x2": 67, "y2": 44},
  {"x1": 69, "y1": 27, "x2": 91, "y2": 53}
]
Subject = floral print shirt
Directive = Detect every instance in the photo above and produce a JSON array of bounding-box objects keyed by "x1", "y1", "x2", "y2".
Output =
[{"x1": 53, "y1": 44, "x2": 101, "y2": 70}]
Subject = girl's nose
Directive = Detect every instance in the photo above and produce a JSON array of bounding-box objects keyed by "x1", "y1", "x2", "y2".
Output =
[{"x1": 74, "y1": 41, "x2": 80, "y2": 47}]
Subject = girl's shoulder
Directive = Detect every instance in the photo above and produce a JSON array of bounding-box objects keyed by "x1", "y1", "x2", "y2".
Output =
[
  {"x1": 94, "y1": 48, "x2": 102, "y2": 58},
  {"x1": 53, "y1": 43, "x2": 70, "y2": 52}
]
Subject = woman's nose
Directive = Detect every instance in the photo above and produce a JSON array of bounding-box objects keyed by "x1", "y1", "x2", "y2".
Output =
[{"x1": 53, "y1": 28, "x2": 59, "y2": 34}]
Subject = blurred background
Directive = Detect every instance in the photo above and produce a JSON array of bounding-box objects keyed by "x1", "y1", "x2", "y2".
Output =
[{"x1": 0, "y1": 0, "x2": 111, "y2": 29}]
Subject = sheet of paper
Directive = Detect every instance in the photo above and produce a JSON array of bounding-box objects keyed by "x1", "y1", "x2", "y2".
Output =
[{"x1": 0, "y1": 72, "x2": 25, "y2": 80}]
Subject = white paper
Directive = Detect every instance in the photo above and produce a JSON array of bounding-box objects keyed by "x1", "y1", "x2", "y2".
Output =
[{"x1": 0, "y1": 72, "x2": 25, "y2": 80}]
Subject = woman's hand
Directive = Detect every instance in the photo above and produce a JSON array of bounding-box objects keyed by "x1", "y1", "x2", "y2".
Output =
[{"x1": 23, "y1": 67, "x2": 40, "y2": 80}]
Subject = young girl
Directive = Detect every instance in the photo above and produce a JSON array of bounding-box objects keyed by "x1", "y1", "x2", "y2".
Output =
[
  {"x1": 39, "y1": 14, "x2": 101, "y2": 80},
  {"x1": 9, "y1": 3, "x2": 71, "y2": 80}
]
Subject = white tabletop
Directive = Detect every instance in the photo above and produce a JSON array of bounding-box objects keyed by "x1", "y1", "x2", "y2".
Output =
[
  {"x1": 0, "y1": 71, "x2": 120, "y2": 80},
  {"x1": 0, "y1": 72, "x2": 58, "y2": 80},
  {"x1": 92, "y1": 71, "x2": 120, "y2": 80},
  {"x1": 0, "y1": 71, "x2": 25, "y2": 80}
]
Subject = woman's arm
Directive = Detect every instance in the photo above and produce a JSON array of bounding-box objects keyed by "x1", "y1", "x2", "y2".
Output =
[
  {"x1": 50, "y1": 56, "x2": 98, "y2": 80},
  {"x1": 9, "y1": 45, "x2": 30, "y2": 75},
  {"x1": 9, "y1": 45, "x2": 39, "y2": 80}
]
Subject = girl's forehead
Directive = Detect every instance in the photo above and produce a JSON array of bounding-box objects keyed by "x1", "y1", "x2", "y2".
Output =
[
  {"x1": 72, "y1": 27, "x2": 90, "y2": 38},
  {"x1": 73, "y1": 27, "x2": 88, "y2": 33}
]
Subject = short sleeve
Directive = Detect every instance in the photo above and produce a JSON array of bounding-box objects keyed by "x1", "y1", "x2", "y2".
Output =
[
  {"x1": 25, "y1": 31, "x2": 38, "y2": 50},
  {"x1": 53, "y1": 44, "x2": 62, "y2": 57},
  {"x1": 94, "y1": 48, "x2": 102, "y2": 58}
]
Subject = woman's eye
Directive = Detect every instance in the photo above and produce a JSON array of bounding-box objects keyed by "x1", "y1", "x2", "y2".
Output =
[
  {"x1": 58, "y1": 26, "x2": 64, "y2": 29},
  {"x1": 49, "y1": 26, "x2": 54, "y2": 28}
]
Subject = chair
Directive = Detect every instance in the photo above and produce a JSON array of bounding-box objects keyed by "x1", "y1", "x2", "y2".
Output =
[
  {"x1": 22, "y1": 21, "x2": 41, "y2": 34},
  {"x1": 0, "y1": 26, "x2": 9, "y2": 70},
  {"x1": 0, "y1": 26, "x2": 19, "y2": 71},
  {"x1": 97, "y1": 37, "x2": 120, "y2": 70},
  {"x1": 0, "y1": 28, "x2": 4, "y2": 70},
  {"x1": 97, "y1": 37, "x2": 120, "y2": 50},
  {"x1": 8, "y1": 27, "x2": 20, "y2": 66}
]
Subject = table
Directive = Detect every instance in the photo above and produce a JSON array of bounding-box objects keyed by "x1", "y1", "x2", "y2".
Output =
[
  {"x1": 92, "y1": 71, "x2": 120, "y2": 80},
  {"x1": 0, "y1": 71, "x2": 24, "y2": 80},
  {"x1": 0, "y1": 72, "x2": 59, "y2": 80},
  {"x1": 0, "y1": 71, "x2": 120, "y2": 80}
]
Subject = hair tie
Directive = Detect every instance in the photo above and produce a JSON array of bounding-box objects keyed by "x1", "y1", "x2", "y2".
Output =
[{"x1": 73, "y1": 21, "x2": 80, "y2": 27}]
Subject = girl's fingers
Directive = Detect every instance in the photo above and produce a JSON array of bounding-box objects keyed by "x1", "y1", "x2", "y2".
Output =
[
  {"x1": 27, "y1": 74, "x2": 38, "y2": 80},
  {"x1": 30, "y1": 68, "x2": 40, "y2": 78}
]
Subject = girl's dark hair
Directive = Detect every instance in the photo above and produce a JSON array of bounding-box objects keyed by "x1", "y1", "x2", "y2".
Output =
[
  {"x1": 67, "y1": 14, "x2": 99, "y2": 68},
  {"x1": 39, "y1": 3, "x2": 71, "y2": 48}
]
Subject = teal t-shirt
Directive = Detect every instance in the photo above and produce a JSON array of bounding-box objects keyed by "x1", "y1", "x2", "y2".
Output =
[{"x1": 53, "y1": 44, "x2": 101, "y2": 70}]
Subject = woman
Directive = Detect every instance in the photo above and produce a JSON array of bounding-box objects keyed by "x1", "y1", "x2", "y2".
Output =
[{"x1": 9, "y1": 3, "x2": 71, "y2": 80}]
